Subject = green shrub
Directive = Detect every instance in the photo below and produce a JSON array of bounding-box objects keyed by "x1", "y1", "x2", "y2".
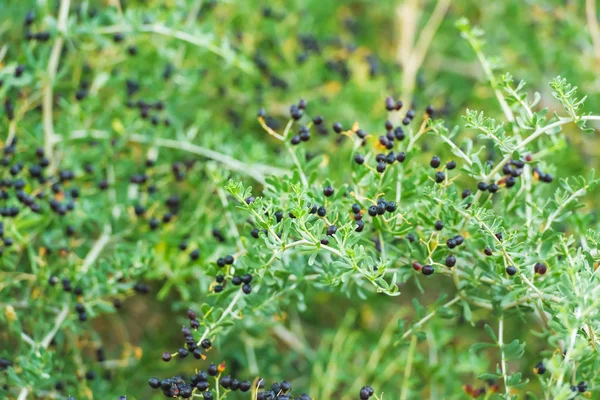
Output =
[{"x1": 1, "y1": 1, "x2": 600, "y2": 400}]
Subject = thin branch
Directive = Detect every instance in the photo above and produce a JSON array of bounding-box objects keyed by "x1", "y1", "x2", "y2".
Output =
[
  {"x1": 498, "y1": 317, "x2": 509, "y2": 393},
  {"x1": 66, "y1": 129, "x2": 288, "y2": 183},
  {"x1": 41, "y1": 304, "x2": 69, "y2": 349},
  {"x1": 81, "y1": 224, "x2": 112, "y2": 274},
  {"x1": 587, "y1": 0, "x2": 600, "y2": 60},
  {"x1": 44, "y1": 0, "x2": 70, "y2": 168}
]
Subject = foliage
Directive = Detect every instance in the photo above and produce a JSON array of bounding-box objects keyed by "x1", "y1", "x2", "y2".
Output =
[{"x1": 1, "y1": 1, "x2": 600, "y2": 400}]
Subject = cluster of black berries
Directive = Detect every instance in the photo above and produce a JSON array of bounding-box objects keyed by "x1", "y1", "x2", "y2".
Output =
[
  {"x1": 570, "y1": 381, "x2": 588, "y2": 395},
  {"x1": 372, "y1": 150, "x2": 407, "y2": 173},
  {"x1": 161, "y1": 310, "x2": 210, "y2": 362},
  {"x1": 125, "y1": 96, "x2": 171, "y2": 126},
  {"x1": 367, "y1": 198, "x2": 397, "y2": 217},
  {"x1": 214, "y1": 255, "x2": 254, "y2": 294},
  {"x1": 23, "y1": 11, "x2": 51, "y2": 42},
  {"x1": 429, "y1": 155, "x2": 456, "y2": 183},
  {"x1": 412, "y1": 261, "x2": 434, "y2": 276},
  {"x1": 532, "y1": 166, "x2": 553, "y2": 183},
  {"x1": 255, "y1": 380, "x2": 311, "y2": 400}
]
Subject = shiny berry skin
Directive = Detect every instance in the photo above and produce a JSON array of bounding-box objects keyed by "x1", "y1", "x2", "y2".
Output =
[
  {"x1": 161, "y1": 352, "x2": 171, "y2": 362},
  {"x1": 484, "y1": 247, "x2": 493, "y2": 256},
  {"x1": 534, "y1": 262, "x2": 547, "y2": 275},
  {"x1": 434, "y1": 220, "x2": 443, "y2": 230},
  {"x1": 534, "y1": 362, "x2": 546, "y2": 375},
  {"x1": 376, "y1": 162, "x2": 386, "y2": 173},
  {"x1": 149, "y1": 377, "x2": 161, "y2": 389},
  {"x1": 239, "y1": 381, "x2": 251, "y2": 392},
  {"x1": 291, "y1": 136, "x2": 301, "y2": 145},
  {"x1": 446, "y1": 160, "x2": 456, "y2": 170},
  {"x1": 385, "y1": 97, "x2": 395, "y2": 111},
  {"x1": 506, "y1": 266, "x2": 517, "y2": 276},
  {"x1": 430, "y1": 156, "x2": 441, "y2": 168},
  {"x1": 396, "y1": 152, "x2": 406, "y2": 163},
  {"x1": 445, "y1": 255, "x2": 456, "y2": 268},
  {"x1": 354, "y1": 154, "x2": 365, "y2": 164},
  {"x1": 207, "y1": 364, "x2": 218, "y2": 376},
  {"x1": 447, "y1": 239, "x2": 457, "y2": 249},
  {"x1": 326, "y1": 225, "x2": 337, "y2": 236},
  {"x1": 333, "y1": 122, "x2": 343, "y2": 133},
  {"x1": 242, "y1": 283, "x2": 252, "y2": 294},
  {"x1": 422, "y1": 265, "x2": 434, "y2": 275},
  {"x1": 385, "y1": 201, "x2": 397, "y2": 212},
  {"x1": 323, "y1": 186, "x2": 334, "y2": 197},
  {"x1": 461, "y1": 189, "x2": 471, "y2": 199},
  {"x1": 355, "y1": 220, "x2": 364, "y2": 232},
  {"x1": 434, "y1": 171, "x2": 445, "y2": 183},
  {"x1": 488, "y1": 183, "x2": 499, "y2": 193},
  {"x1": 368, "y1": 206, "x2": 377, "y2": 217},
  {"x1": 394, "y1": 127, "x2": 405, "y2": 140},
  {"x1": 477, "y1": 182, "x2": 488, "y2": 191},
  {"x1": 312, "y1": 116, "x2": 323, "y2": 125}
]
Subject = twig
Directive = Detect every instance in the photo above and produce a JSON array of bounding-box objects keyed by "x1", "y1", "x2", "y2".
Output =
[
  {"x1": 44, "y1": 0, "x2": 70, "y2": 168},
  {"x1": 217, "y1": 188, "x2": 244, "y2": 251},
  {"x1": 81, "y1": 224, "x2": 112, "y2": 273},
  {"x1": 66, "y1": 129, "x2": 288, "y2": 183},
  {"x1": 587, "y1": 0, "x2": 600, "y2": 60},
  {"x1": 196, "y1": 290, "x2": 243, "y2": 346},
  {"x1": 41, "y1": 304, "x2": 69, "y2": 349},
  {"x1": 498, "y1": 317, "x2": 509, "y2": 393},
  {"x1": 400, "y1": 335, "x2": 418, "y2": 400}
]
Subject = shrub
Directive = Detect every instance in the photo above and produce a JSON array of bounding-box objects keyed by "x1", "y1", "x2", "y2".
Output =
[{"x1": 1, "y1": 2, "x2": 600, "y2": 400}]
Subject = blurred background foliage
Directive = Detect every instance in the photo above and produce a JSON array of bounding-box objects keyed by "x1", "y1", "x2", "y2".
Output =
[{"x1": 1, "y1": 0, "x2": 600, "y2": 399}]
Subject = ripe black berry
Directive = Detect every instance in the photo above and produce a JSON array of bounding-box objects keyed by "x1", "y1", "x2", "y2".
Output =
[
  {"x1": 446, "y1": 160, "x2": 456, "y2": 170},
  {"x1": 484, "y1": 247, "x2": 493, "y2": 256},
  {"x1": 434, "y1": 220, "x2": 443, "y2": 230},
  {"x1": 534, "y1": 262, "x2": 547, "y2": 275},
  {"x1": 354, "y1": 154, "x2": 364, "y2": 164},
  {"x1": 422, "y1": 265, "x2": 434, "y2": 275},
  {"x1": 201, "y1": 339, "x2": 212, "y2": 349},
  {"x1": 477, "y1": 182, "x2": 488, "y2": 191},
  {"x1": 445, "y1": 255, "x2": 456, "y2": 268},
  {"x1": 162, "y1": 352, "x2": 172, "y2": 362},
  {"x1": 333, "y1": 122, "x2": 343, "y2": 133},
  {"x1": 488, "y1": 183, "x2": 499, "y2": 193},
  {"x1": 323, "y1": 186, "x2": 334, "y2": 197},
  {"x1": 149, "y1": 377, "x2": 160, "y2": 389},
  {"x1": 326, "y1": 225, "x2": 337, "y2": 236},
  {"x1": 385, "y1": 201, "x2": 397, "y2": 212},
  {"x1": 242, "y1": 283, "x2": 252, "y2": 294},
  {"x1": 368, "y1": 206, "x2": 377, "y2": 217},
  {"x1": 430, "y1": 156, "x2": 441, "y2": 168},
  {"x1": 376, "y1": 162, "x2": 386, "y2": 173},
  {"x1": 506, "y1": 266, "x2": 517, "y2": 276},
  {"x1": 434, "y1": 171, "x2": 445, "y2": 183},
  {"x1": 312, "y1": 115, "x2": 323, "y2": 125},
  {"x1": 447, "y1": 239, "x2": 457, "y2": 249},
  {"x1": 534, "y1": 362, "x2": 546, "y2": 375},
  {"x1": 207, "y1": 364, "x2": 218, "y2": 375}
]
